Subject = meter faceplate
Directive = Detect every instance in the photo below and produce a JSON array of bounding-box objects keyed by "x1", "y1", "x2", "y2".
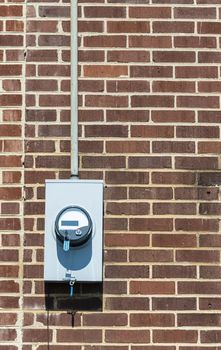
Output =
[{"x1": 55, "y1": 206, "x2": 92, "y2": 247}]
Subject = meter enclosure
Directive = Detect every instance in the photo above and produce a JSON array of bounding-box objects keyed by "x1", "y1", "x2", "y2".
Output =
[{"x1": 44, "y1": 179, "x2": 103, "y2": 282}]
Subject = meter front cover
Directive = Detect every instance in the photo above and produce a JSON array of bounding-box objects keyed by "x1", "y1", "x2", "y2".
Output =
[{"x1": 44, "y1": 179, "x2": 103, "y2": 282}]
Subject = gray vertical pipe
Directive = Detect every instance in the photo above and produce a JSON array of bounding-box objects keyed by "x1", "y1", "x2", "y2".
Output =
[{"x1": 70, "y1": 0, "x2": 78, "y2": 177}]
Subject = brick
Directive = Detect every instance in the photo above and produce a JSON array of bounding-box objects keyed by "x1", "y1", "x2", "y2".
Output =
[
  {"x1": 198, "y1": 142, "x2": 221, "y2": 153},
  {"x1": 153, "y1": 330, "x2": 197, "y2": 343},
  {"x1": 38, "y1": 65, "x2": 70, "y2": 76},
  {"x1": 153, "y1": 51, "x2": 196, "y2": 63},
  {"x1": 199, "y1": 203, "x2": 221, "y2": 215},
  {"x1": 0, "y1": 297, "x2": 19, "y2": 309},
  {"x1": 85, "y1": 95, "x2": 128, "y2": 107},
  {"x1": 176, "y1": 219, "x2": 219, "y2": 232},
  {"x1": 175, "y1": 156, "x2": 218, "y2": 170},
  {"x1": 26, "y1": 79, "x2": 58, "y2": 92},
  {"x1": 178, "y1": 282, "x2": 221, "y2": 294},
  {"x1": 57, "y1": 330, "x2": 102, "y2": 343},
  {"x1": 103, "y1": 281, "x2": 127, "y2": 295},
  {"x1": 175, "y1": 7, "x2": 216, "y2": 18},
  {"x1": 6, "y1": 20, "x2": 24, "y2": 32},
  {"x1": 0, "y1": 95, "x2": 22, "y2": 106},
  {"x1": 199, "y1": 51, "x2": 221, "y2": 63},
  {"x1": 79, "y1": 50, "x2": 105, "y2": 62},
  {"x1": 23, "y1": 329, "x2": 52, "y2": 342},
  {"x1": 24, "y1": 265, "x2": 43, "y2": 278},
  {"x1": 129, "y1": 7, "x2": 171, "y2": 18},
  {"x1": 198, "y1": 22, "x2": 221, "y2": 34},
  {"x1": 130, "y1": 218, "x2": 172, "y2": 231},
  {"x1": 174, "y1": 36, "x2": 216, "y2": 48},
  {"x1": 153, "y1": 21, "x2": 194, "y2": 33},
  {"x1": 0, "y1": 65, "x2": 21, "y2": 76},
  {"x1": 129, "y1": 156, "x2": 171, "y2": 169},
  {"x1": 107, "y1": 21, "x2": 149, "y2": 33},
  {"x1": 84, "y1": 6, "x2": 126, "y2": 18},
  {"x1": 153, "y1": 80, "x2": 195, "y2": 92},
  {"x1": 83, "y1": 156, "x2": 125, "y2": 169},
  {"x1": 200, "y1": 266, "x2": 221, "y2": 279},
  {"x1": 130, "y1": 313, "x2": 174, "y2": 327},
  {"x1": 198, "y1": 81, "x2": 221, "y2": 93},
  {"x1": 177, "y1": 96, "x2": 219, "y2": 109},
  {"x1": 129, "y1": 187, "x2": 173, "y2": 200},
  {"x1": 85, "y1": 125, "x2": 128, "y2": 137},
  {"x1": 0, "y1": 280, "x2": 19, "y2": 293},
  {"x1": 108, "y1": 50, "x2": 150, "y2": 63},
  {"x1": 105, "y1": 187, "x2": 127, "y2": 200},
  {"x1": 105, "y1": 330, "x2": 150, "y2": 344},
  {"x1": 78, "y1": 21, "x2": 104, "y2": 33},
  {"x1": 36, "y1": 156, "x2": 70, "y2": 169},
  {"x1": 176, "y1": 250, "x2": 220, "y2": 263},
  {"x1": 177, "y1": 126, "x2": 219, "y2": 138},
  {"x1": 106, "y1": 110, "x2": 149, "y2": 122},
  {"x1": 25, "y1": 140, "x2": 55, "y2": 153},
  {"x1": 39, "y1": 34, "x2": 70, "y2": 47},
  {"x1": 200, "y1": 235, "x2": 221, "y2": 248},
  {"x1": 84, "y1": 35, "x2": 126, "y2": 48},
  {"x1": 0, "y1": 313, "x2": 17, "y2": 326},
  {"x1": 199, "y1": 298, "x2": 221, "y2": 310},
  {"x1": 0, "y1": 6, "x2": 22, "y2": 16},
  {"x1": 0, "y1": 35, "x2": 23, "y2": 47},
  {"x1": 106, "y1": 171, "x2": 148, "y2": 185},
  {"x1": 105, "y1": 233, "x2": 149, "y2": 247},
  {"x1": 198, "y1": 172, "x2": 221, "y2": 186},
  {"x1": 153, "y1": 265, "x2": 196, "y2": 279},
  {"x1": 152, "y1": 110, "x2": 195, "y2": 123},
  {"x1": 105, "y1": 249, "x2": 127, "y2": 263},
  {"x1": 0, "y1": 329, "x2": 16, "y2": 341},
  {"x1": 152, "y1": 172, "x2": 196, "y2": 185},
  {"x1": 78, "y1": 80, "x2": 104, "y2": 92},
  {"x1": 153, "y1": 298, "x2": 196, "y2": 311},
  {"x1": 131, "y1": 65, "x2": 172, "y2": 78},
  {"x1": 107, "y1": 202, "x2": 149, "y2": 215},
  {"x1": 27, "y1": 50, "x2": 58, "y2": 62},
  {"x1": 0, "y1": 250, "x2": 18, "y2": 262},
  {"x1": 153, "y1": 141, "x2": 195, "y2": 153},
  {"x1": 105, "y1": 217, "x2": 127, "y2": 231},
  {"x1": 129, "y1": 249, "x2": 173, "y2": 263},
  {"x1": 0, "y1": 266, "x2": 19, "y2": 278},
  {"x1": 106, "y1": 141, "x2": 149, "y2": 153},
  {"x1": 131, "y1": 126, "x2": 174, "y2": 138},
  {"x1": 129, "y1": 36, "x2": 172, "y2": 48},
  {"x1": 107, "y1": 80, "x2": 150, "y2": 93},
  {"x1": 27, "y1": 20, "x2": 58, "y2": 33},
  {"x1": 105, "y1": 297, "x2": 149, "y2": 310},
  {"x1": 130, "y1": 281, "x2": 175, "y2": 295},
  {"x1": 176, "y1": 66, "x2": 217, "y2": 78},
  {"x1": 105, "y1": 265, "x2": 149, "y2": 279},
  {"x1": 39, "y1": 6, "x2": 70, "y2": 17},
  {"x1": 39, "y1": 95, "x2": 70, "y2": 107},
  {"x1": 131, "y1": 95, "x2": 174, "y2": 108},
  {"x1": 84, "y1": 65, "x2": 128, "y2": 78},
  {"x1": 83, "y1": 313, "x2": 128, "y2": 326},
  {"x1": 152, "y1": 234, "x2": 197, "y2": 247},
  {"x1": 3, "y1": 79, "x2": 21, "y2": 92},
  {"x1": 201, "y1": 331, "x2": 221, "y2": 343}
]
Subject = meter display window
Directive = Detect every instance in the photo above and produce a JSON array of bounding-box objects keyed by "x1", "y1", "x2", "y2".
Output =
[{"x1": 55, "y1": 206, "x2": 92, "y2": 247}]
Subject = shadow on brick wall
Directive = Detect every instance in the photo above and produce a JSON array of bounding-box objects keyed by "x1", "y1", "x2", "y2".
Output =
[{"x1": 45, "y1": 282, "x2": 103, "y2": 311}]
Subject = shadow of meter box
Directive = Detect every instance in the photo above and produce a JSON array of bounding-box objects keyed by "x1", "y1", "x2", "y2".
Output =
[{"x1": 44, "y1": 179, "x2": 103, "y2": 282}]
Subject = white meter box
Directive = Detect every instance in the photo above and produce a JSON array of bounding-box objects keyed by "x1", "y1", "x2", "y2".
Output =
[{"x1": 44, "y1": 179, "x2": 103, "y2": 282}]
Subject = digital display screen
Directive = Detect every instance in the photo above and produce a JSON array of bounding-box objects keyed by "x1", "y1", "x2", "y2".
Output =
[{"x1": 61, "y1": 220, "x2": 79, "y2": 226}]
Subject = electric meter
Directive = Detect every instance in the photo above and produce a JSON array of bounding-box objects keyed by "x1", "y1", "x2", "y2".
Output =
[
  {"x1": 44, "y1": 179, "x2": 103, "y2": 282},
  {"x1": 55, "y1": 206, "x2": 93, "y2": 249}
]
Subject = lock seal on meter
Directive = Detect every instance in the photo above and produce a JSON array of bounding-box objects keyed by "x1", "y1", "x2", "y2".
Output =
[{"x1": 55, "y1": 206, "x2": 93, "y2": 247}]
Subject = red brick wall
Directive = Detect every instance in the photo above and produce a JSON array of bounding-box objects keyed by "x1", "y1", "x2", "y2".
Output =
[{"x1": 1, "y1": 0, "x2": 221, "y2": 349}]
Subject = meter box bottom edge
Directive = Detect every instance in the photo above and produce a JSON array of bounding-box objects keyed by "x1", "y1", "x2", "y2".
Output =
[{"x1": 44, "y1": 179, "x2": 103, "y2": 282}]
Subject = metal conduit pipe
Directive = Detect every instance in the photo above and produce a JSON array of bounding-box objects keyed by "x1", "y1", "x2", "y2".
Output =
[{"x1": 70, "y1": 0, "x2": 79, "y2": 178}]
